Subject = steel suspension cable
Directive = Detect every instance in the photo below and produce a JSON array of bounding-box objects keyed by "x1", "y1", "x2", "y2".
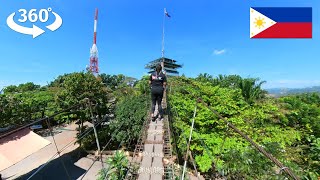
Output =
[
  {"x1": 181, "y1": 102, "x2": 197, "y2": 180},
  {"x1": 80, "y1": 121, "x2": 126, "y2": 180},
  {"x1": 45, "y1": 118, "x2": 72, "y2": 180},
  {"x1": 167, "y1": 86, "x2": 201, "y2": 179},
  {"x1": 171, "y1": 80, "x2": 299, "y2": 180},
  {"x1": 125, "y1": 89, "x2": 151, "y2": 179},
  {"x1": 27, "y1": 115, "x2": 104, "y2": 180},
  {"x1": 197, "y1": 98, "x2": 300, "y2": 180},
  {"x1": 180, "y1": 128, "x2": 200, "y2": 180},
  {"x1": 0, "y1": 100, "x2": 88, "y2": 139},
  {"x1": 170, "y1": 102, "x2": 200, "y2": 180},
  {"x1": 166, "y1": 96, "x2": 181, "y2": 166}
]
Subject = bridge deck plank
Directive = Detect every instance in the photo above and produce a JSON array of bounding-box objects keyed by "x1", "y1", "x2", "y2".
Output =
[{"x1": 138, "y1": 104, "x2": 165, "y2": 180}]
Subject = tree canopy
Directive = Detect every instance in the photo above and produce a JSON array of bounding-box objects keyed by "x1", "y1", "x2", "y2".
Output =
[
  {"x1": 168, "y1": 75, "x2": 319, "y2": 179},
  {"x1": 1, "y1": 72, "x2": 318, "y2": 179}
]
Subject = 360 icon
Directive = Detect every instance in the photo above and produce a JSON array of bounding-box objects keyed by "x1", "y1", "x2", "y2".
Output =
[{"x1": 6, "y1": 8, "x2": 62, "y2": 38}]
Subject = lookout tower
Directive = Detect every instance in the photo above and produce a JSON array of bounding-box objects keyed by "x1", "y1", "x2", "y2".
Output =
[{"x1": 145, "y1": 57, "x2": 182, "y2": 76}]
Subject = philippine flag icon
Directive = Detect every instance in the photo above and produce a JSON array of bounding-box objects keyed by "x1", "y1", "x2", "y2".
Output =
[{"x1": 250, "y1": 7, "x2": 312, "y2": 38}]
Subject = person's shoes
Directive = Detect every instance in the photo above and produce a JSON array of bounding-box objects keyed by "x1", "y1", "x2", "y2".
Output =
[{"x1": 159, "y1": 115, "x2": 164, "y2": 121}]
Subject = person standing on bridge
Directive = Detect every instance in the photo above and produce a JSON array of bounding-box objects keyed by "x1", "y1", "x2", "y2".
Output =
[{"x1": 149, "y1": 64, "x2": 167, "y2": 122}]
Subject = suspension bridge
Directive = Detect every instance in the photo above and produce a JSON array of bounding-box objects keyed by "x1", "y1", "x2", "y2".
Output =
[{"x1": 0, "y1": 88, "x2": 300, "y2": 180}]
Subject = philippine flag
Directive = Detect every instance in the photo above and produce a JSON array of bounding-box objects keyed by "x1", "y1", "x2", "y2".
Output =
[{"x1": 250, "y1": 7, "x2": 312, "y2": 38}]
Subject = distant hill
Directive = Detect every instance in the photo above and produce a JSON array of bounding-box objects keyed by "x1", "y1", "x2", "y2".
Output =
[{"x1": 266, "y1": 86, "x2": 320, "y2": 97}]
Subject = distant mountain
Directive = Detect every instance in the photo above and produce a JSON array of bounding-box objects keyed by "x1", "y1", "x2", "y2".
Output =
[{"x1": 266, "y1": 86, "x2": 320, "y2": 97}]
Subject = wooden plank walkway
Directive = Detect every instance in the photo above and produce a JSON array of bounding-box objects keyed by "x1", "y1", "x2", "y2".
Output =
[
  {"x1": 137, "y1": 90, "x2": 174, "y2": 180},
  {"x1": 124, "y1": 90, "x2": 173, "y2": 180},
  {"x1": 138, "y1": 106, "x2": 165, "y2": 179}
]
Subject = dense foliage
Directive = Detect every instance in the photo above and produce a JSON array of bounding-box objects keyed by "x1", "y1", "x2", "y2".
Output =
[
  {"x1": 134, "y1": 75, "x2": 151, "y2": 95},
  {"x1": 279, "y1": 93, "x2": 320, "y2": 177},
  {"x1": 0, "y1": 83, "x2": 55, "y2": 127},
  {"x1": 196, "y1": 73, "x2": 267, "y2": 104},
  {"x1": 0, "y1": 72, "x2": 110, "y2": 128},
  {"x1": 2, "y1": 72, "x2": 319, "y2": 180},
  {"x1": 109, "y1": 95, "x2": 149, "y2": 147},
  {"x1": 168, "y1": 75, "x2": 319, "y2": 179},
  {"x1": 53, "y1": 72, "x2": 110, "y2": 124},
  {"x1": 97, "y1": 150, "x2": 129, "y2": 180},
  {"x1": 78, "y1": 75, "x2": 149, "y2": 151},
  {"x1": 99, "y1": 74, "x2": 126, "y2": 90},
  {"x1": 3, "y1": 82, "x2": 42, "y2": 93}
]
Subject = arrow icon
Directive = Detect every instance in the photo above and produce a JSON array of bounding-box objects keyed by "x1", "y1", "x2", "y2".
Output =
[
  {"x1": 46, "y1": 11, "x2": 62, "y2": 31},
  {"x1": 6, "y1": 12, "x2": 45, "y2": 38}
]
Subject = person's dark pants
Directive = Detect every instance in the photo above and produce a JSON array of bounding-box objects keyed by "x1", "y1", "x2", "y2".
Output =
[{"x1": 151, "y1": 86, "x2": 164, "y2": 117}]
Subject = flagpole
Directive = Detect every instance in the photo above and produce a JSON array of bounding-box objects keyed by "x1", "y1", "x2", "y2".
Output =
[
  {"x1": 162, "y1": 8, "x2": 165, "y2": 59},
  {"x1": 161, "y1": 8, "x2": 166, "y2": 73}
]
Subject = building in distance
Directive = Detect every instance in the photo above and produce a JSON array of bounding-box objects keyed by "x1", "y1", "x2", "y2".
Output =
[{"x1": 145, "y1": 57, "x2": 182, "y2": 76}]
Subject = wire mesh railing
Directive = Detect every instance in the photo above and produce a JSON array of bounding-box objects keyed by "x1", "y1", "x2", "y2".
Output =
[
  {"x1": 166, "y1": 87, "x2": 300, "y2": 180},
  {"x1": 0, "y1": 98, "x2": 113, "y2": 180},
  {"x1": 25, "y1": 99, "x2": 105, "y2": 180}
]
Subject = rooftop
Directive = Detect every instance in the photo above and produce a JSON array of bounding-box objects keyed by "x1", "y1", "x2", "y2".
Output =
[{"x1": 145, "y1": 57, "x2": 182, "y2": 75}]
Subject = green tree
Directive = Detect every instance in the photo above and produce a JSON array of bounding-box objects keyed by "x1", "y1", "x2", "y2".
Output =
[
  {"x1": 53, "y1": 72, "x2": 109, "y2": 139},
  {"x1": 134, "y1": 75, "x2": 151, "y2": 95},
  {"x1": 197, "y1": 74, "x2": 267, "y2": 104},
  {"x1": 54, "y1": 72, "x2": 108, "y2": 112},
  {"x1": 196, "y1": 73, "x2": 214, "y2": 83},
  {"x1": 212, "y1": 74, "x2": 242, "y2": 88},
  {"x1": 18, "y1": 82, "x2": 41, "y2": 92},
  {"x1": 99, "y1": 73, "x2": 128, "y2": 90},
  {"x1": 48, "y1": 73, "x2": 71, "y2": 87},
  {"x1": 168, "y1": 76, "x2": 310, "y2": 179},
  {"x1": 3, "y1": 85, "x2": 18, "y2": 94},
  {"x1": 239, "y1": 78, "x2": 267, "y2": 104},
  {"x1": 3, "y1": 82, "x2": 41, "y2": 94},
  {"x1": 0, "y1": 90, "x2": 55, "y2": 127},
  {"x1": 107, "y1": 95, "x2": 149, "y2": 149}
]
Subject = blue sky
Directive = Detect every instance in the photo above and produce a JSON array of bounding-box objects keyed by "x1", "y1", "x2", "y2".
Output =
[{"x1": 0, "y1": 0, "x2": 319, "y2": 89}]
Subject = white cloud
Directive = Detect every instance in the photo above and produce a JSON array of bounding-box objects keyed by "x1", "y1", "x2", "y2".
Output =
[{"x1": 213, "y1": 49, "x2": 227, "y2": 55}]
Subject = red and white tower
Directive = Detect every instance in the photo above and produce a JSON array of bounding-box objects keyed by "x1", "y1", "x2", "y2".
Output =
[{"x1": 89, "y1": 8, "x2": 99, "y2": 74}]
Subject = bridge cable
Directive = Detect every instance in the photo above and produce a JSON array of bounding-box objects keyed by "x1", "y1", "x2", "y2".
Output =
[
  {"x1": 26, "y1": 101, "x2": 104, "y2": 180},
  {"x1": 169, "y1": 86, "x2": 222, "y2": 179},
  {"x1": 172, "y1": 80, "x2": 299, "y2": 180},
  {"x1": 27, "y1": 119, "x2": 104, "y2": 180},
  {"x1": 167, "y1": 84, "x2": 201, "y2": 179},
  {"x1": 124, "y1": 94, "x2": 152, "y2": 179},
  {"x1": 0, "y1": 99, "x2": 89, "y2": 139},
  {"x1": 181, "y1": 101, "x2": 197, "y2": 180},
  {"x1": 170, "y1": 102, "x2": 200, "y2": 180},
  {"x1": 45, "y1": 117, "x2": 72, "y2": 180},
  {"x1": 88, "y1": 100, "x2": 104, "y2": 169},
  {"x1": 79, "y1": 121, "x2": 126, "y2": 179},
  {"x1": 197, "y1": 98, "x2": 300, "y2": 180},
  {"x1": 180, "y1": 128, "x2": 200, "y2": 180},
  {"x1": 166, "y1": 98, "x2": 181, "y2": 167}
]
